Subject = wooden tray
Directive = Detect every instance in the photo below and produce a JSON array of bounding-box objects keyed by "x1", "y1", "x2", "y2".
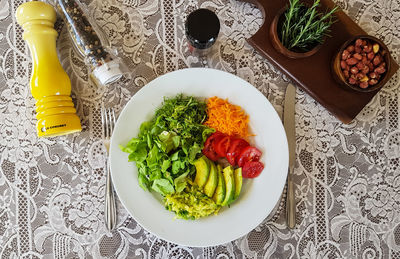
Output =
[{"x1": 241, "y1": 0, "x2": 399, "y2": 123}]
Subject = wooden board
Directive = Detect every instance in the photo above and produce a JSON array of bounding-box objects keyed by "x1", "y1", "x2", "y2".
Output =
[{"x1": 242, "y1": 0, "x2": 399, "y2": 123}]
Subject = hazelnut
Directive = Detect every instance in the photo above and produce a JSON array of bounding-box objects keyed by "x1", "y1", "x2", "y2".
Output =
[
  {"x1": 360, "y1": 81, "x2": 369, "y2": 88},
  {"x1": 369, "y1": 79, "x2": 378, "y2": 85},
  {"x1": 350, "y1": 67, "x2": 359, "y2": 74},
  {"x1": 342, "y1": 50, "x2": 350, "y2": 60},
  {"x1": 346, "y1": 58, "x2": 358, "y2": 65}
]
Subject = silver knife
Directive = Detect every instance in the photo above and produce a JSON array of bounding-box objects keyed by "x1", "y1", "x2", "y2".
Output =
[{"x1": 283, "y1": 83, "x2": 296, "y2": 229}]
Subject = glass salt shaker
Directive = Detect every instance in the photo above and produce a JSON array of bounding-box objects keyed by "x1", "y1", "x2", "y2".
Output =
[
  {"x1": 185, "y1": 9, "x2": 220, "y2": 67},
  {"x1": 56, "y1": 0, "x2": 129, "y2": 86}
]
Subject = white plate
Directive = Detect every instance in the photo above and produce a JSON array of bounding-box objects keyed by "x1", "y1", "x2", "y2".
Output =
[{"x1": 110, "y1": 68, "x2": 288, "y2": 247}]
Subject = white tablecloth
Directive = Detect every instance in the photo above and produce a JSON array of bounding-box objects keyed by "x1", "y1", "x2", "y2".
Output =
[{"x1": 0, "y1": 0, "x2": 400, "y2": 257}]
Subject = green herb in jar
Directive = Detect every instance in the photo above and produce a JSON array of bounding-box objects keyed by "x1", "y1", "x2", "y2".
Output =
[{"x1": 280, "y1": 0, "x2": 338, "y2": 52}]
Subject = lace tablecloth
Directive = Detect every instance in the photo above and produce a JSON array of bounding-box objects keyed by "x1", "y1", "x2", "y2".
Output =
[{"x1": 1, "y1": 0, "x2": 400, "y2": 257}]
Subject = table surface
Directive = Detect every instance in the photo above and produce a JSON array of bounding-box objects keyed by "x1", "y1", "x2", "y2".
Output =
[{"x1": 0, "y1": 0, "x2": 400, "y2": 258}]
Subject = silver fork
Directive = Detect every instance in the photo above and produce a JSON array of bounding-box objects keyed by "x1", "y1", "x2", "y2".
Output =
[{"x1": 101, "y1": 107, "x2": 117, "y2": 231}]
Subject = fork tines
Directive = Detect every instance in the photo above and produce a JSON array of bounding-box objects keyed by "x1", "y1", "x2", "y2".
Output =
[{"x1": 101, "y1": 107, "x2": 116, "y2": 139}]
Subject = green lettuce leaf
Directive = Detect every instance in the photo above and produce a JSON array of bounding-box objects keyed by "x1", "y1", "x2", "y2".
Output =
[
  {"x1": 152, "y1": 179, "x2": 174, "y2": 195},
  {"x1": 174, "y1": 172, "x2": 189, "y2": 193},
  {"x1": 120, "y1": 94, "x2": 214, "y2": 197}
]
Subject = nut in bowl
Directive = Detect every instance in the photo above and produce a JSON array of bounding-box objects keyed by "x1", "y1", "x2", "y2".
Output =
[{"x1": 332, "y1": 35, "x2": 392, "y2": 92}]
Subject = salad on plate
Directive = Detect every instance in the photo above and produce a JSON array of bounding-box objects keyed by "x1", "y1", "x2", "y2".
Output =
[{"x1": 120, "y1": 94, "x2": 264, "y2": 220}]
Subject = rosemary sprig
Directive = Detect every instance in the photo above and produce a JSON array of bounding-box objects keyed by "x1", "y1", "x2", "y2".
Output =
[
  {"x1": 280, "y1": 0, "x2": 338, "y2": 52},
  {"x1": 281, "y1": 0, "x2": 301, "y2": 47}
]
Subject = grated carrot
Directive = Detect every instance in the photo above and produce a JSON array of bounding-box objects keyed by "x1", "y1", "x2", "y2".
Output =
[{"x1": 204, "y1": 96, "x2": 250, "y2": 138}]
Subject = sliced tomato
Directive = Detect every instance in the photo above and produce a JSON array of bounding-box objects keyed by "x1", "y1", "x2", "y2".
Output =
[
  {"x1": 237, "y1": 146, "x2": 262, "y2": 167},
  {"x1": 226, "y1": 138, "x2": 250, "y2": 165},
  {"x1": 202, "y1": 132, "x2": 224, "y2": 161},
  {"x1": 202, "y1": 145, "x2": 219, "y2": 161},
  {"x1": 215, "y1": 136, "x2": 231, "y2": 157},
  {"x1": 211, "y1": 132, "x2": 226, "y2": 152},
  {"x1": 205, "y1": 132, "x2": 224, "y2": 147},
  {"x1": 242, "y1": 161, "x2": 264, "y2": 178}
]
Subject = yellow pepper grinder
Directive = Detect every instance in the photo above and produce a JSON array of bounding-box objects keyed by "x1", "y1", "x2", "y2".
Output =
[{"x1": 16, "y1": 1, "x2": 82, "y2": 137}]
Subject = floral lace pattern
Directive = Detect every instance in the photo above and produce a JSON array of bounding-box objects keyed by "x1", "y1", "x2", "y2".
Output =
[{"x1": 0, "y1": 0, "x2": 400, "y2": 257}]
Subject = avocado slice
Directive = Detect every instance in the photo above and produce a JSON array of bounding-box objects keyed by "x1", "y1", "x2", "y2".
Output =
[
  {"x1": 203, "y1": 161, "x2": 218, "y2": 197},
  {"x1": 233, "y1": 167, "x2": 243, "y2": 200},
  {"x1": 212, "y1": 165, "x2": 226, "y2": 205},
  {"x1": 221, "y1": 166, "x2": 235, "y2": 206},
  {"x1": 194, "y1": 156, "x2": 210, "y2": 188}
]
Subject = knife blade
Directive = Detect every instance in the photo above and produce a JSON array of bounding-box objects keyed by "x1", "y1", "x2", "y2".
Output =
[{"x1": 283, "y1": 83, "x2": 296, "y2": 229}]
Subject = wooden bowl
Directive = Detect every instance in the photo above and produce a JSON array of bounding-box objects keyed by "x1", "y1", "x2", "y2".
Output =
[
  {"x1": 332, "y1": 35, "x2": 392, "y2": 92},
  {"x1": 269, "y1": 7, "x2": 322, "y2": 59}
]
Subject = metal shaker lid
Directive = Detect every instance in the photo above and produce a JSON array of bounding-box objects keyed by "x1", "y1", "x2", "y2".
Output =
[{"x1": 92, "y1": 59, "x2": 123, "y2": 85}]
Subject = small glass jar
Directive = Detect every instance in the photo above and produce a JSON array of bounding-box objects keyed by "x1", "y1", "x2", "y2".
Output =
[
  {"x1": 185, "y1": 9, "x2": 220, "y2": 67},
  {"x1": 56, "y1": 0, "x2": 129, "y2": 85}
]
